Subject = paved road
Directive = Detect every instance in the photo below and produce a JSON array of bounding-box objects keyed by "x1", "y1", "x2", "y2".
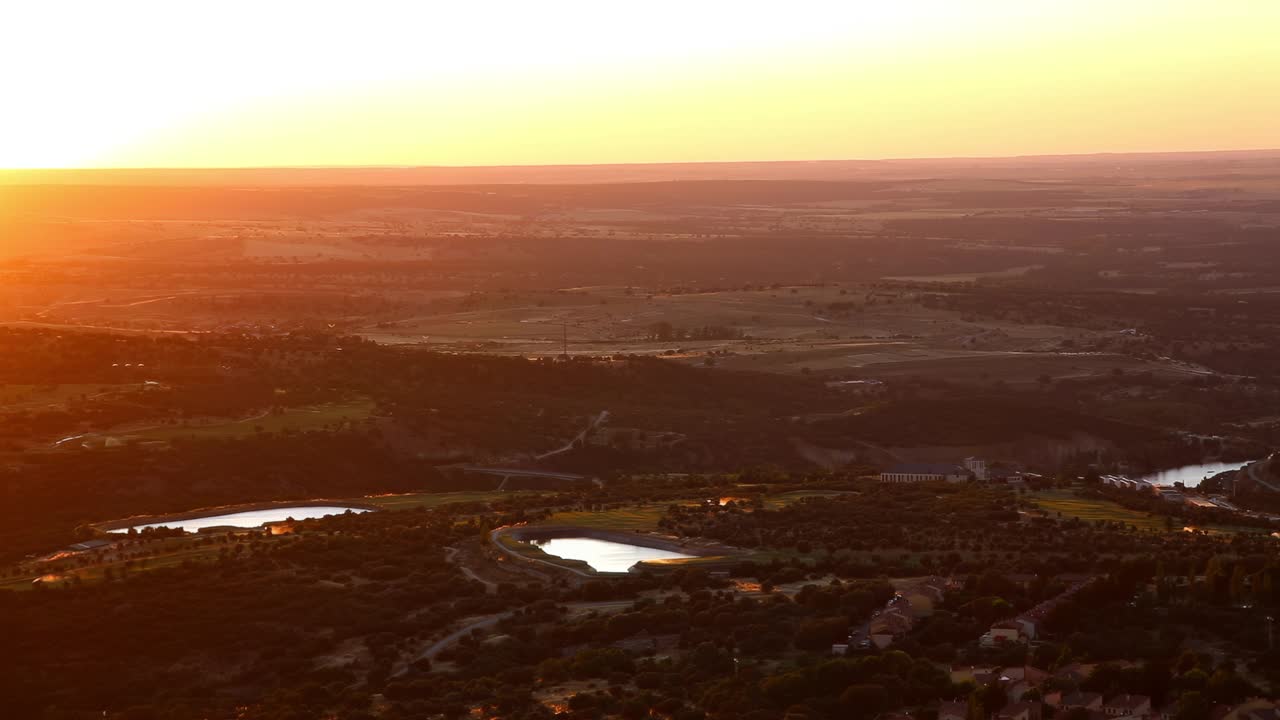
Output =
[{"x1": 1246, "y1": 455, "x2": 1280, "y2": 493}]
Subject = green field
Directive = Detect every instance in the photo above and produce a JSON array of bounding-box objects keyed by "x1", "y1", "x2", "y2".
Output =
[
  {"x1": 1031, "y1": 490, "x2": 1172, "y2": 532},
  {"x1": 365, "y1": 490, "x2": 537, "y2": 511},
  {"x1": 1030, "y1": 490, "x2": 1262, "y2": 535},
  {"x1": 1, "y1": 537, "x2": 239, "y2": 591},
  {"x1": 538, "y1": 492, "x2": 854, "y2": 531},
  {"x1": 763, "y1": 489, "x2": 856, "y2": 509},
  {"x1": 539, "y1": 504, "x2": 667, "y2": 531},
  {"x1": 0, "y1": 383, "x2": 126, "y2": 410},
  {"x1": 128, "y1": 399, "x2": 375, "y2": 442}
]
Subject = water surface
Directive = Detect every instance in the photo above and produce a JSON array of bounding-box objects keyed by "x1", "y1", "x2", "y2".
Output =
[
  {"x1": 532, "y1": 536, "x2": 694, "y2": 572},
  {"x1": 109, "y1": 505, "x2": 370, "y2": 533},
  {"x1": 1137, "y1": 460, "x2": 1256, "y2": 487}
]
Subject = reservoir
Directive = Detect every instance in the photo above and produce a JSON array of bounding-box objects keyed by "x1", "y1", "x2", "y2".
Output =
[
  {"x1": 1137, "y1": 459, "x2": 1256, "y2": 487},
  {"x1": 532, "y1": 536, "x2": 695, "y2": 573},
  {"x1": 108, "y1": 505, "x2": 371, "y2": 534}
]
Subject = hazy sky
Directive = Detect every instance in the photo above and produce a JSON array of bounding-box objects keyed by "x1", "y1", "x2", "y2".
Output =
[{"x1": 3, "y1": 0, "x2": 1277, "y2": 168}]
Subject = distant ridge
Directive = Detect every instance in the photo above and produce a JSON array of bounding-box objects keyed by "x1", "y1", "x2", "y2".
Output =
[{"x1": 3, "y1": 148, "x2": 1278, "y2": 187}]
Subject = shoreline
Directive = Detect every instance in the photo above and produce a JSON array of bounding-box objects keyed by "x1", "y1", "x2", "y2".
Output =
[
  {"x1": 93, "y1": 499, "x2": 382, "y2": 533},
  {"x1": 501, "y1": 524, "x2": 732, "y2": 559}
]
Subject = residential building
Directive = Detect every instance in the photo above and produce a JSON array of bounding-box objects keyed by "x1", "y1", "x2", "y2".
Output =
[
  {"x1": 880, "y1": 462, "x2": 974, "y2": 483},
  {"x1": 1060, "y1": 693, "x2": 1105, "y2": 712},
  {"x1": 1225, "y1": 701, "x2": 1280, "y2": 720},
  {"x1": 1104, "y1": 695, "x2": 1152, "y2": 718},
  {"x1": 980, "y1": 622, "x2": 1022, "y2": 647},
  {"x1": 997, "y1": 702, "x2": 1043, "y2": 720},
  {"x1": 965, "y1": 456, "x2": 989, "y2": 481}
]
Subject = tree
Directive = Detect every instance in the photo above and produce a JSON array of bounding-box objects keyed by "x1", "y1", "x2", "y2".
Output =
[
  {"x1": 980, "y1": 678, "x2": 1008, "y2": 715},
  {"x1": 966, "y1": 692, "x2": 985, "y2": 720},
  {"x1": 1174, "y1": 691, "x2": 1211, "y2": 720},
  {"x1": 839, "y1": 684, "x2": 888, "y2": 720}
]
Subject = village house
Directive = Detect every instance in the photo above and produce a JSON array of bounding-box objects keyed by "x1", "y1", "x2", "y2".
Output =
[
  {"x1": 1002, "y1": 666, "x2": 1051, "y2": 702},
  {"x1": 980, "y1": 620, "x2": 1023, "y2": 647},
  {"x1": 1059, "y1": 692, "x2": 1105, "y2": 712},
  {"x1": 1104, "y1": 695, "x2": 1152, "y2": 718},
  {"x1": 1226, "y1": 700, "x2": 1280, "y2": 720},
  {"x1": 67, "y1": 538, "x2": 113, "y2": 553},
  {"x1": 982, "y1": 576, "x2": 1097, "y2": 646},
  {"x1": 997, "y1": 702, "x2": 1044, "y2": 720},
  {"x1": 870, "y1": 607, "x2": 914, "y2": 648},
  {"x1": 1053, "y1": 663, "x2": 1097, "y2": 686}
]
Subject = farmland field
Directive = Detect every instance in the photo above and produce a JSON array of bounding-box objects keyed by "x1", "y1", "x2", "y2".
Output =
[
  {"x1": 539, "y1": 504, "x2": 667, "y2": 531},
  {"x1": 763, "y1": 489, "x2": 858, "y2": 509},
  {"x1": 1030, "y1": 490, "x2": 1266, "y2": 535},
  {"x1": 1031, "y1": 490, "x2": 1170, "y2": 532},
  {"x1": 124, "y1": 399, "x2": 376, "y2": 442},
  {"x1": 364, "y1": 490, "x2": 538, "y2": 511}
]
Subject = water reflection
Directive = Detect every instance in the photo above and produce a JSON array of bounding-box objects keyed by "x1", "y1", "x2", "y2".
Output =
[
  {"x1": 109, "y1": 505, "x2": 370, "y2": 533},
  {"x1": 532, "y1": 536, "x2": 693, "y2": 572}
]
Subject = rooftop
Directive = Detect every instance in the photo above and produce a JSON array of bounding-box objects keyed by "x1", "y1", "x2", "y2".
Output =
[{"x1": 884, "y1": 463, "x2": 969, "y2": 476}]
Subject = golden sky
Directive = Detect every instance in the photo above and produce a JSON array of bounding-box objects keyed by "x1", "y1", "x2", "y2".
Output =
[{"x1": 3, "y1": 0, "x2": 1278, "y2": 168}]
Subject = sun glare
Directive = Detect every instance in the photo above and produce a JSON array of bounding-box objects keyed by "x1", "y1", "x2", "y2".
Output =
[{"x1": 1, "y1": 0, "x2": 1277, "y2": 168}]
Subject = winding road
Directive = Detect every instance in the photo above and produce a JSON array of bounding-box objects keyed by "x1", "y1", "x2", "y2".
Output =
[{"x1": 396, "y1": 598, "x2": 635, "y2": 676}]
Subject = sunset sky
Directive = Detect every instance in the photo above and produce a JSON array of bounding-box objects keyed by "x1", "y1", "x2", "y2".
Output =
[{"x1": 3, "y1": 0, "x2": 1277, "y2": 169}]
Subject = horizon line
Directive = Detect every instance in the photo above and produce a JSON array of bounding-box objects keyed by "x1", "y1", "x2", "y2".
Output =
[{"x1": 4, "y1": 147, "x2": 1280, "y2": 173}]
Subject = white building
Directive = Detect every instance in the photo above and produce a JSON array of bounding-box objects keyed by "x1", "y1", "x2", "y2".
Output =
[
  {"x1": 964, "y1": 457, "x2": 988, "y2": 481},
  {"x1": 880, "y1": 463, "x2": 973, "y2": 483}
]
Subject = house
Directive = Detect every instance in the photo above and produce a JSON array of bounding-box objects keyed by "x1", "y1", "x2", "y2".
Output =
[
  {"x1": 1225, "y1": 700, "x2": 1280, "y2": 720},
  {"x1": 1104, "y1": 695, "x2": 1152, "y2": 718},
  {"x1": 984, "y1": 576, "x2": 1097, "y2": 647},
  {"x1": 1060, "y1": 693, "x2": 1105, "y2": 712},
  {"x1": 950, "y1": 665, "x2": 998, "y2": 685},
  {"x1": 870, "y1": 606, "x2": 914, "y2": 648},
  {"x1": 1006, "y1": 681, "x2": 1033, "y2": 703},
  {"x1": 1007, "y1": 666, "x2": 1050, "y2": 687},
  {"x1": 1014, "y1": 616, "x2": 1040, "y2": 641},
  {"x1": 997, "y1": 702, "x2": 1043, "y2": 720},
  {"x1": 938, "y1": 702, "x2": 968, "y2": 720},
  {"x1": 980, "y1": 621, "x2": 1023, "y2": 647},
  {"x1": 880, "y1": 463, "x2": 974, "y2": 483},
  {"x1": 1002, "y1": 666, "x2": 1050, "y2": 701},
  {"x1": 67, "y1": 539, "x2": 112, "y2": 553}
]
